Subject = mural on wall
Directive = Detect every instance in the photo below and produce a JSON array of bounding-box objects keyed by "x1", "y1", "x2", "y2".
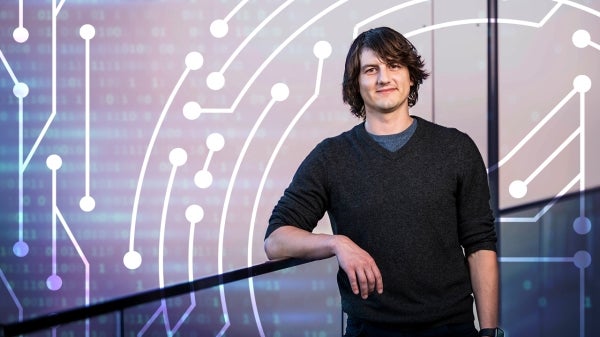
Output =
[{"x1": 0, "y1": 0, "x2": 598, "y2": 336}]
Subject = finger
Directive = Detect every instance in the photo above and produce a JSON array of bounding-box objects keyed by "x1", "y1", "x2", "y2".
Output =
[
  {"x1": 347, "y1": 271, "x2": 360, "y2": 295},
  {"x1": 364, "y1": 268, "x2": 376, "y2": 294},
  {"x1": 372, "y1": 265, "x2": 383, "y2": 294},
  {"x1": 356, "y1": 270, "x2": 370, "y2": 299}
]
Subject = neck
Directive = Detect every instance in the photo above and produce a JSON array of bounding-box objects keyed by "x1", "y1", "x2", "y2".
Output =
[{"x1": 364, "y1": 110, "x2": 413, "y2": 135}]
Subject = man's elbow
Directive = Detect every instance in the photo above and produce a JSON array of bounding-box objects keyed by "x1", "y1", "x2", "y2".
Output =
[{"x1": 264, "y1": 236, "x2": 281, "y2": 261}]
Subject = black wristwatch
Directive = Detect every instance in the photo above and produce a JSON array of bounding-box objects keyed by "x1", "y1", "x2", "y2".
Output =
[{"x1": 479, "y1": 328, "x2": 505, "y2": 337}]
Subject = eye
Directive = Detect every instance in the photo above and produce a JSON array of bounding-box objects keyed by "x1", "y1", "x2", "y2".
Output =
[
  {"x1": 364, "y1": 67, "x2": 377, "y2": 74},
  {"x1": 388, "y1": 63, "x2": 402, "y2": 70}
]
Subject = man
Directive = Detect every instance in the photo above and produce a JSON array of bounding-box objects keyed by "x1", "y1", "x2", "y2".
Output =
[{"x1": 264, "y1": 27, "x2": 502, "y2": 337}]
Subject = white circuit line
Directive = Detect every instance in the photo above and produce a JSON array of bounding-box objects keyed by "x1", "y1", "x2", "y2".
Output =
[
  {"x1": 23, "y1": 0, "x2": 60, "y2": 169},
  {"x1": 0, "y1": 267, "x2": 23, "y2": 321},
  {"x1": 84, "y1": 29, "x2": 92, "y2": 201},
  {"x1": 0, "y1": 49, "x2": 19, "y2": 83},
  {"x1": 51, "y1": 160, "x2": 58, "y2": 276},
  {"x1": 203, "y1": 148, "x2": 214, "y2": 172},
  {"x1": 141, "y1": 149, "x2": 196, "y2": 336},
  {"x1": 224, "y1": 0, "x2": 249, "y2": 23},
  {"x1": 523, "y1": 128, "x2": 580, "y2": 185},
  {"x1": 579, "y1": 92, "x2": 586, "y2": 218},
  {"x1": 556, "y1": 0, "x2": 600, "y2": 18},
  {"x1": 215, "y1": 97, "x2": 277, "y2": 337},
  {"x1": 500, "y1": 174, "x2": 580, "y2": 223},
  {"x1": 489, "y1": 88, "x2": 577, "y2": 172},
  {"x1": 500, "y1": 256, "x2": 573, "y2": 263},
  {"x1": 127, "y1": 68, "x2": 191, "y2": 255},
  {"x1": 18, "y1": 0, "x2": 24, "y2": 28},
  {"x1": 18, "y1": 95, "x2": 24, "y2": 242},
  {"x1": 56, "y1": 208, "x2": 91, "y2": 337},
  {"x1": 353, "y1": 0, "x2": 429, "y2": 38},
  {"x1": 158, "y1": 163, "x2": 178, "y2": 289}
]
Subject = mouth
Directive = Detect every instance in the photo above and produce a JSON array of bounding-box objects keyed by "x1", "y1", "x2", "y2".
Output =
[{"x1": 376, "y1": 87, "x2": 396, "y2": 94}]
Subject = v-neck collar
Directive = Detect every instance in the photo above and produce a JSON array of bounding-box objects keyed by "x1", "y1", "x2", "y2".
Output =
[{"x1": 355, "y1": 115, "x2": 425, "y2": 160}]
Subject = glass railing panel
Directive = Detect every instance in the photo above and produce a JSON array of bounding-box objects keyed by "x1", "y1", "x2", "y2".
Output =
[
  {"x1": 118, "y1": 259, "x2": 341, "y2": 337},
  {"x1": 499, "y1": 188, "x2": 598, "y2": 336},
  {"x1": 2, "y1": 258, "x2": 341, "y2": 337},
  {"x1": 16, "y1": 313, "x2": 118, "y2": 337}
]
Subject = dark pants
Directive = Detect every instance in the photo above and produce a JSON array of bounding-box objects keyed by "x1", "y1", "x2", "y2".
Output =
[{"x1": 344, "y1": 316, "x2": 478, "y2": 337}]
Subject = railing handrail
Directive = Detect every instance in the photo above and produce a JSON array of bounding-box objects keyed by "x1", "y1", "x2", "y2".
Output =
[{"x1": 0, "y1": 258, "x2": 312, "y2": 337}]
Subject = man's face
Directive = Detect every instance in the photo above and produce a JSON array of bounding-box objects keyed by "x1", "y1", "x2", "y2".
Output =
[{"x1": 358, "y1": 48, "x2": 413, "y2": 116}]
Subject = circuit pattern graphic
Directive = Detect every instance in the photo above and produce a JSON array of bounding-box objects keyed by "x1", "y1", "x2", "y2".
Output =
[{"x1": 0, "y1": 1, "x2": 598, "y2": 336}]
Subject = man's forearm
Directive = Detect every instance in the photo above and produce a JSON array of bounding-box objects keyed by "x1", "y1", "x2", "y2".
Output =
[
  {"x1": 264, "y1": 225, "x2": 336, "y2": 261},
  {"x1": 468, "y1": 249, "x2": 499, "y2": 329},
  {"x1": 265, "y1": 225, "x2": 384, "y2": 298}
]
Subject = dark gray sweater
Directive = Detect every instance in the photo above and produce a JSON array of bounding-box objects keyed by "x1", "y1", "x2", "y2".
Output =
[{"x1": 266, "y1": 116, "x2": 496, "y2": 328}]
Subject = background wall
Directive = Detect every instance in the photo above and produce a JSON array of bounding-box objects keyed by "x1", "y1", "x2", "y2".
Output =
[{"x1": 0, "y1": 0, "x2": 598, "y2": 336}]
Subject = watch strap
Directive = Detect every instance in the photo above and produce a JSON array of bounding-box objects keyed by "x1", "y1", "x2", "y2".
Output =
[{"x1": 479, "y1": 328, "x2": 505, "y2": 337}]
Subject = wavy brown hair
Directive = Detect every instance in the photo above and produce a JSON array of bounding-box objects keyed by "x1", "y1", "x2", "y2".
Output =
[{"x1": 342, "y1": 27, "x2": 430, "y2": 119}]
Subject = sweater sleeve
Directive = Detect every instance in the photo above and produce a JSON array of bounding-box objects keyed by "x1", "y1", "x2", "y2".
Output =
[
  {"x1": 455, "y1": 132, "x2": 497, "y2": 256},
  {"x1": 265, "y1": 142, "x2": 330, "y2": 239}
]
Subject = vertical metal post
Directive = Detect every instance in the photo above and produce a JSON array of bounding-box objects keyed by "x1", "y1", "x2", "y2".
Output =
[
  {"x1": 487, "y1": 0, "x2": 501, "y2": 324},
  {"x1": 119, "y1": 309, "x2": 124, "y2": 337},
  {"x1": 487, "y1": 0, "x2": 499, "y2": 220}
]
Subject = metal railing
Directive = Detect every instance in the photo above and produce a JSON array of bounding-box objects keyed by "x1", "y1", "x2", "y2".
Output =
[
  {"x1": 0, "y1": 258, "x2": 312, "y2": 337},
  {"x1": 1, "y1": 185, "x2": 597, "y2": 336}
]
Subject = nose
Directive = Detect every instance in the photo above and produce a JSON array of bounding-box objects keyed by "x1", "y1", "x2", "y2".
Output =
[{"x1": 377, "y1": 66, "x2": 390, "y2": 84}]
